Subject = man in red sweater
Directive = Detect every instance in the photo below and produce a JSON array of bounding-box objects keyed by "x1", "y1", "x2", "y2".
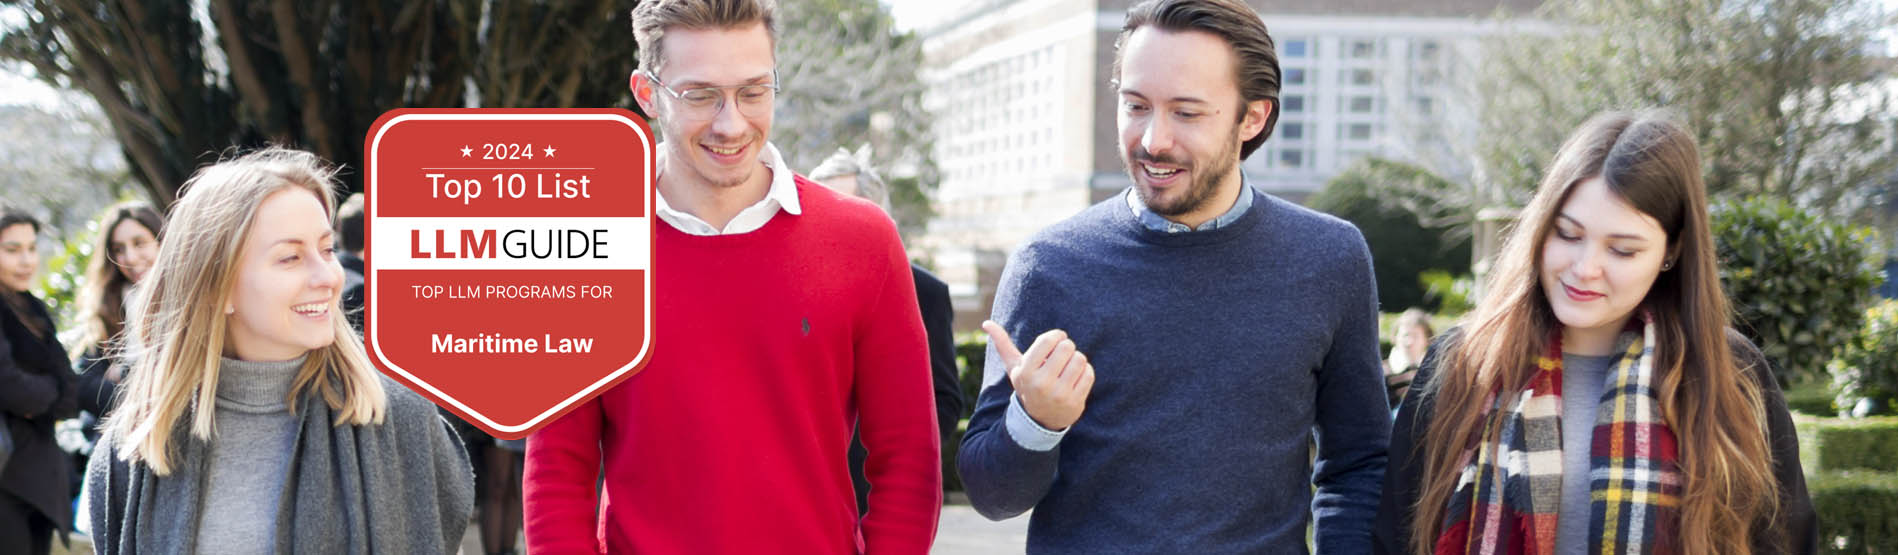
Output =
[{"x1": 522, "y1": 1, "x2": 943, "y2": 553}]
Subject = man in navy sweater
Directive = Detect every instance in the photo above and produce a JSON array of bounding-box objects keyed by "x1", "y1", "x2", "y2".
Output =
[{"x1": 956, "y1": 0, "x2": 1389, "y2": 552}]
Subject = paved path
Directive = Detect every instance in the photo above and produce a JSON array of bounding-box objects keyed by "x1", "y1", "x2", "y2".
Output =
[
  {"x1": 932, "y1": 503, "x2": 1030, "y2": 554},
  {"x1": 61, "y1": 502, "x2": 1027, "y2": 554}
]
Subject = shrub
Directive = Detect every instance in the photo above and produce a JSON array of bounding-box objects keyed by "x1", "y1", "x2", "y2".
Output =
[
  {"x1": 1795, "y1": 415, "x2": 1898, "y2": 473},
  {"x1": 1831, "y1": 300, "x2": 1898, "y2": 416},
  {"x1": 1712, "y1": 197, "x2": 1884, "y2": 384},
  {"x1": 1783, "y1": 381, "x2": 1839, "y2": 416},
  {"x1": 1810, "y1": 471, "x2": 1898, "y2": 554},
  {"x1": 1306, "y1": 158, "x2": 1471, "y2": 312}
]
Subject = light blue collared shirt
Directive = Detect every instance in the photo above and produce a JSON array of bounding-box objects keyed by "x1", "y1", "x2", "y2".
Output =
[{"x1": 1124, "y1": 181, "x2": 1256, "y2": 234}]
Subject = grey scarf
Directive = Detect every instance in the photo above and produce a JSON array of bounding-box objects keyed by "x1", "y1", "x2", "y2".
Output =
[{"x1": 86, "y1": 376, "x2": 473, "y2": 554}]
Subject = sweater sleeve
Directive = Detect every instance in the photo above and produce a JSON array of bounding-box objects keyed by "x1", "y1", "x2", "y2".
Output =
[
  {"x1": 524, "y1": 397, "x2": 607, "y2": 554},
  {"x1": 956, "y1": 246, "x2": 1065, "y2": 521},
  {"x1": 1310, "y1": 231, "x2": 1391, "y2": 554},
  {"x1": 854, "y1": 230, "x2": 943, "y2": 553}
]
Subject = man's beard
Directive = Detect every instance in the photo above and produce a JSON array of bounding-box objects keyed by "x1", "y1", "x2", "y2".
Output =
[{"x1": 1125, "y1": 124, "x2": 1241, "y2": 217}]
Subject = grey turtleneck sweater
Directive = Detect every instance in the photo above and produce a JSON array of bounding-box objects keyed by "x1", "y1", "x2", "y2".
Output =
[{"x1": 195, "y1": 355, "x2": 305, "y2": 553}]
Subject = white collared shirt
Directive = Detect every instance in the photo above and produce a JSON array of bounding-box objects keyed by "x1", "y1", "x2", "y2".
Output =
[{"x1": 655, "y1": 142, "x2": 803, "y2": 236}]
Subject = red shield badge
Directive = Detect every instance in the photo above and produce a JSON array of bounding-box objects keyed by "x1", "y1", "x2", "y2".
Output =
[{"x1": 364, "y1": 109, "x2": 653, "y2": 439}]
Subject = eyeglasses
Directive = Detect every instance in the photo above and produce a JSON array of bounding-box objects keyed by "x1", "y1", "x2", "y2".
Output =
[{"x1": 643, "y1": 70, "x2": 779, "y2": 121}]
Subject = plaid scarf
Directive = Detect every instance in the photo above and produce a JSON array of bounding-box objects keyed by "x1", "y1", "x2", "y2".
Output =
[{"x1": 1435, "y1": 316, "x2": 1682, "y2": 554}]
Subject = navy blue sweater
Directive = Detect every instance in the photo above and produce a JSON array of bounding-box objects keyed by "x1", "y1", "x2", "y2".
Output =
[{"x1": 958, "y1": 190, "x2": 1390, "y2": 553}]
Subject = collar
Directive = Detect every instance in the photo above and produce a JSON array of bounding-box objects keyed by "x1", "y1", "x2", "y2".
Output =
[
  {"x1": 1125, "y1": 177, "x2": 1256, "y2": 234},
  {"x1": 656, "y1": 142, "x2": 802, "y2": 235}
]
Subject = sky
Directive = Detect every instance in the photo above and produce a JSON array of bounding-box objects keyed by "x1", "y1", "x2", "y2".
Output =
[{"x1": 882, "y1": 0, "x2": 964, "y2": 33}]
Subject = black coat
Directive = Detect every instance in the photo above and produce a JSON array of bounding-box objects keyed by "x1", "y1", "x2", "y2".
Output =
[
  {"x1": 1373, "y1": 328, "x2": 1817, "y2": 554},
  {"x1": 0, "y1": 292, "x2": 76, "y2": 535}
]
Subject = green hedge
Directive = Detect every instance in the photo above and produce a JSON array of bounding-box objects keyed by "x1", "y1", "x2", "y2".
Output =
[
  {"x1": 1786, "y1": 381, "x2": 1839, "y2": 416},
  {"x1": 1797, "y1": 416, "x2": 1898, "y2": 473},
  {"x1": 1811, "y1": 471, "x2": 1898, "y2": 554}
]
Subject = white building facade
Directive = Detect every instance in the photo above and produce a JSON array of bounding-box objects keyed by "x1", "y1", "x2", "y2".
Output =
[{"x1": 913, "y1": 0, "x2": 1539, "y2": 328}]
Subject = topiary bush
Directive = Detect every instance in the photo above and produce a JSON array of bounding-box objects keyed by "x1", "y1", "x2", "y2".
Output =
[
  {"x1": 1712, "y1": 197, "x2": 1884, "y2": 385},
  {"x1": 1811, "y1": 471, "x2": 1898, "y2": 554},
  {"x1": 1831, "y1": 300, "x2": 1898, "y2": 416},
  {"x1": 1796, "y1": 415, "x2": 1898, "y2": 473}
]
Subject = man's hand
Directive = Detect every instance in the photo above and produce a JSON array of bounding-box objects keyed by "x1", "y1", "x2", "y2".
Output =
[{"x1": 983, "y1": 320, "x2": 1095, "y2": 431}]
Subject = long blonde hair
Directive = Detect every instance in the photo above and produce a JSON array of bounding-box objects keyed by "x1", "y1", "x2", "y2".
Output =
[
  {"x1": 105, "y1": 148, "x2": 386, "y2": 475},
  {"x1": 1408, "y1": 112, "x2": 1776, "y2": 554}
]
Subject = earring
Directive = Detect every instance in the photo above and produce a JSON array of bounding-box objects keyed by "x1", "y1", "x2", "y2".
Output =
[{"x1": 1662, "y1": 261, "x2": 1674, "y2": 271}]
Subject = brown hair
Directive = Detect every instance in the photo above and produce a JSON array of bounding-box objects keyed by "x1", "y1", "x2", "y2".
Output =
[
  {"x1": 1113, "y1": 0, "x2": 1281, "y2": 159},
  {"x1": 1408, "y1": 111, "x2": 1777, "y2": 554},
  {"x1": 0, "y1": 204, "x2": 48, "y2": 339},
  {"x1": 632, "y1": 0, "x2": 779, "y2": 76},
  {"x1": 71, "y1": 201, "x2": 166, "y2": 358}
]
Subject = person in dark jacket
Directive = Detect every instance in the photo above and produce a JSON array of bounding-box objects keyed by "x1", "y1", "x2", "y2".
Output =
[
  {"x1": 809, "y1": 145, "x2": 968, "y2": 514},
  {"x1": 0, "y1": 205, "x2": 77, "y2": 555},
  {"x1": 70, "y1": 202, "x2": 165, "y2": 429},
  {"x1": 334, "y1": 193, "x2": 366, "y2": 333},
  {"x1": 1374, "y1": 112, "x2": 1816, "y2": 554}
]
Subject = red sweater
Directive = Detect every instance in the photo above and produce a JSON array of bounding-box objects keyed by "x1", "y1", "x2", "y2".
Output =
[{"x1": 524, "y1": 178, "x2": 942, "y2": 554}]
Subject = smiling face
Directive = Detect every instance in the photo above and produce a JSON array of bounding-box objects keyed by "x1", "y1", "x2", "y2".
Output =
[
  {"x1": 0, "y1": 223, "x2": 39, "y2": 293},
  {"x1": 110, "y1": 218, "x2": 161, "y2": 283},
  {"x1": 1540, "y1": 176, "x2": 1672, "y2": 346},
  {"x1": 633, "y1": 22, "x2": 776, "y2": 192},
  {"x1": 224, "y1": 189, "x2": 345, "y2": 362},
  {"x1": 1115, "y1": 27, "x2": 1269, "y2": 228}
]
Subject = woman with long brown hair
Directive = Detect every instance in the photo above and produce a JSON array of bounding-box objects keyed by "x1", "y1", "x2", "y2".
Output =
[
  {"x1": 85, "y1": 148, "x2": 471, "y2": 553},
  {"x1": 71, "y1": 201, "x2": 165, "y2": 419},
  {"x1": 1373, "y1": 112, "x2": 1816, "y2": 554}
]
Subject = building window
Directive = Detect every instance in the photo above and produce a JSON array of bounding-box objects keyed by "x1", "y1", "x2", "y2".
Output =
[
  {"x1": 1283, "y1": 39, "x2": 1309, "y2": 58},
  {"x1": 1417, "y1": 68, "x2": 1443, "y2": 87},
  {"x1": 1281, "y1": 122, "x2": 1303, "y2": 140},
  {"x1": 1350, "y1": 68, "x2": 1374, "y2": 86},
  {"x1": 1285, "y1": 68, "x2": 1306, "y2": 85},
  {"x1": 1279, "y1": 149, "x2": 1304, "y2": 168},
  {"x1": 1416, "y1": 40, "x2": 1441, "y2": 62},
  {"x1": 1282, "y1": 95, "x2": 1305, "y2": 113},
  {"x1": 1349, "y1": 39, "x2": 1377, "y2": 59},
  {"x1": 1348, "y1": 96, "x2": 1374, "y2": 113},
  {"x1": 1413, "y1": 96, "x2": 1435, "y2": 115},
  {"x1": 1347, "y1": 123, "x2": 1374, "y2": 140}
]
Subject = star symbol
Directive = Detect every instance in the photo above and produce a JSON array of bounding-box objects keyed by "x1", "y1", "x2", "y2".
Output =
[
  {"x1": 460, "y1": 145, "x2": 472, "y2": 157},
  {"x1": 543, "y1": 145, "x2": 557, "y2": 158}
]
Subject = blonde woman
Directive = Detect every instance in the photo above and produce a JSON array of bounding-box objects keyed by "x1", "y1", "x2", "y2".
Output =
[
  {"x1": 1373, "y1": 112, "x2": 1815, "y2": 553},
  {"x1": 86, "y1": 148, "x2": 473, "y2": 554}
]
